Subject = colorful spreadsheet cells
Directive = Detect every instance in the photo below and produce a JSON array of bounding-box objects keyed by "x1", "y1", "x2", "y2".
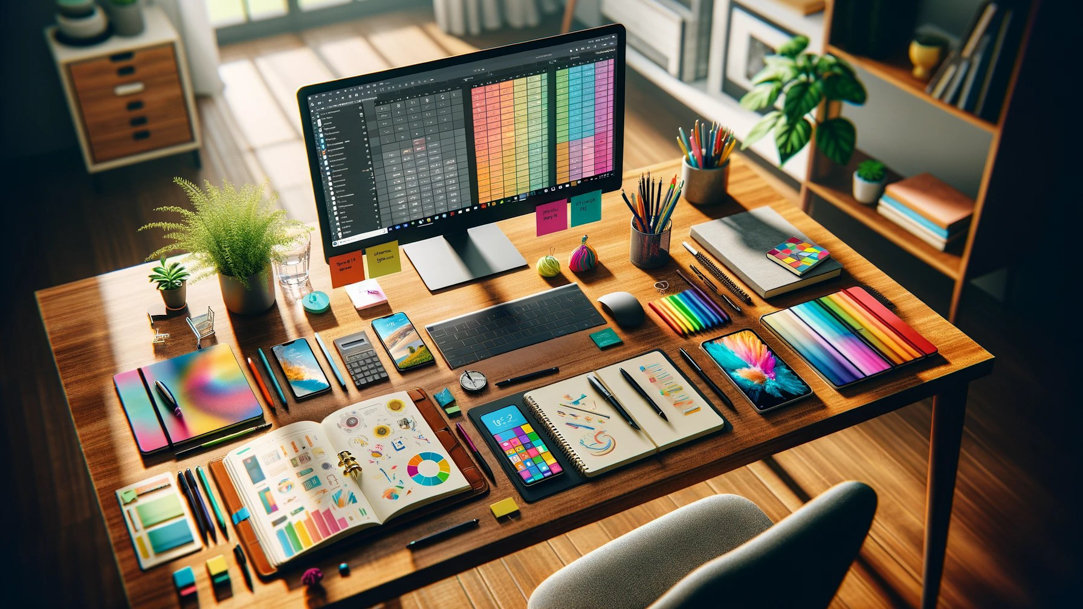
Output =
[
  {"x1": 472, "y1": 74, "x2": 550, "y2": 204},
  {"x1": 495, "y1": 424, "x2": 561, "y2": 483},
  {"x1": 556, "y1": 59, "x2": 614, "y2": 184}
]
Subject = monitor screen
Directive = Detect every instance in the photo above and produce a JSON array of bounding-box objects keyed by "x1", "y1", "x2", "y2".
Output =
[{"x1": 298, "y1": 24, "x2": 625, "y2": 266}]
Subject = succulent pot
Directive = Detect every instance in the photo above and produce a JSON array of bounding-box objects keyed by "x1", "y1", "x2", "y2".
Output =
[
  {"x1": 852, "y1": 172, "x2": 885, "y2": 205},
  {"x1": 160, "y1": 282, "x2": 187, "y2": 310},
  {"x1": 219, "y1": 263, "x2": 276, "y2": 315}
]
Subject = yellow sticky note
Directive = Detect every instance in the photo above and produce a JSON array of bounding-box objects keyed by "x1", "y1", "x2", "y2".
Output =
[
  {"x1": 205, "y1": 554, "x2": 228, "y2": 577},
  {"x1": 490, "y1": 497, "x2": 520, "y2": 519},
  {"x1": 365, "y1": 241, "x2": 401, "y2": 278}
]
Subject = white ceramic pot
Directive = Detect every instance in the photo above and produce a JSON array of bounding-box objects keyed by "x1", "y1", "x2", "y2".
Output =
[{"x1": 852, "y1": 172, "x2": 885, "y2": 205}]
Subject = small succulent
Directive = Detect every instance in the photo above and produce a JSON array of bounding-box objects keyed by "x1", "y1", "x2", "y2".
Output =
[
  {"x1": 148, "y1": 258, "x2": 189, "y2": 290},
  {"x1": 857, "y1": 159, "x2": 886, "y2": 182}
]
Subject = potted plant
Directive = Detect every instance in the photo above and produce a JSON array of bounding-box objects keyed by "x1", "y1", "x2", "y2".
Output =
[
  {"x1": 105, "y1": 0, "x2": 144, "y2": 37},
  {"x1": 853, "y1": 159, "x2": 887, "y2": 204},
  {"x1": 148, "y1": 257, "x2": 189, "y2": 310},
  {"x1": 140, "y1": 178, "x2": 307, "y2": 315},
  {"x1": 739, "y1": 35, "x2": 867, "y2": 167}
]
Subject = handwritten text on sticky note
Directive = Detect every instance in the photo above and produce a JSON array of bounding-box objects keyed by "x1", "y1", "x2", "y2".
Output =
[
  {"x1": 365, "y1": 241, "x2": 401, "y2": 278},
  {"x1": 536, "y1": 199, "x2": 568, "y2": 236},
  {"x1": 329, "y1": 252, "x2": 365, "y2": 288},
  {"x1": 570, "y1": 190, "x2": 602, "y2": 226}
]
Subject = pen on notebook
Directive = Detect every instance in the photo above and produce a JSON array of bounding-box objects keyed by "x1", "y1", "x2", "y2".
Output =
[
  {"x1": 495, "y1": 366, "x2": 559, "y2": 387},
  {"x1": 678, "y1": 348, "x2": 734, "y2": 409},
  {"x1": 233, "y1": 544, "x2": 253, "y2": 591},
  {"x1": 173, "y1": 423, "x2": 274, "y2": 459},
  {"x1": 406, "y1": 518, "x2": 480, "y2": 549},
  {"x1": 619, "y1": 368, "x2": 668, "y2": 421},
  {"x1": 185, "y1": 469, "x2": 216, "y2": 543},
  {"x1": 177, "y1": 471, "x2": 207, "y2": 544},
  {"x1": 257, "y1": 348, "x2": 288, "y2": 410},
  {"x1": 455, "y1": 422, "x2": 496, "y2": 482},
  {"x1": 155, "y1": 380, "x2": 181, "y2": 416},
  {"x1": 246, "y1": 356, "x2": 276, "y2": 414},
  {"x1": 197, "y1": 466, "x2": 229, "y2": 541},
  {"x1": 587, "y1": 374, "x2": 640, "y2": 431},
  {"x1": 689, "y1": 264, "x2": 742, "y2": 314},
  {"x1": 313, "y1": 332, "x2": 346, "y2": 389}
]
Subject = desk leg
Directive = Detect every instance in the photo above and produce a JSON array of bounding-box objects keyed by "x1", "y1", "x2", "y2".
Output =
[{"x1": 922, "y1": 383, "x2": 968, "y2": 609}]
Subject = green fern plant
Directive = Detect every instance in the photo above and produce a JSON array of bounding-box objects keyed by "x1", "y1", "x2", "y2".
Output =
[
  {"x1": 139, "y1": 178, "x2": 307, "y2": 288},
  {"x1": 148, "y1": 257, "x2": 189, "y2": 290}
]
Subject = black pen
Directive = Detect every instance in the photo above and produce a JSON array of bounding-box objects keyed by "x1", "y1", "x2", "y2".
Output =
[
  {"x1": 619, "y1": 368, "x2": 667, "y2": 421},
  {"x1": 495, "y1": 366, "x2": 559, "y2": 387},
  {"x1": 407, "y1": 518, "x2": 480, "y2": 549},
  {"x1": 689, "y1": 264, "x2": 742, "y2": 314},
  {"x1": 185, "y1": 469, "x2": 216, "y2": 543},
  {"x1": 177, "y1": 472, "x2": 207, "y2": 544},
  {"x1": 455, "y1": 422, "x2": 495, "y2": 482},
  {"x1": 587, "y1": 374, "x2": 640, "y2": 431},
  {"x1": 233, "y1": 544, "x2": 253, "y2": 591},
  {"x1": 678, "y1": 348, "x2": 734, "y2": 409},
  {"x1": 155, "y1": 380, "x2": 181, "y2": 416}
]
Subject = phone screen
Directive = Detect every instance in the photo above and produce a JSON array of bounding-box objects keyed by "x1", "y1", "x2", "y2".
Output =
[
  {"x1": 271, "y1": 338, "x2": 331, "y2": 400},
  {"x1": 479, "y1": 405, "x2": 563, "y2": 485},
  {"x1": 371, "y1": 312, "x2": 435, "y2": 371},
  {"x1": 701, "y1": 329, "x2": 812, "y2": 412}
]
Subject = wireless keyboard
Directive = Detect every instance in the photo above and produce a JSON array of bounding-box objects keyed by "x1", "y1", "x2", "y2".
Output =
[{"x1": 425, "y1": 283, "x2": 606, "y2": 369}]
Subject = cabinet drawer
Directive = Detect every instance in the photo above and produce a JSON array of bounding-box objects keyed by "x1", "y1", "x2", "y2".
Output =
[
  {"x1": 68, "y1": 44, "x2": 179, "y2": 95},
  {"x1": 78, "y1": 72, "x2": 187, "y2": 128},
  {"x1": 84, "y1": 94, "x2": 190, "y2": 144},
  {"x1": 88, "y1": 116, "x2": 193, "y2": 163}
]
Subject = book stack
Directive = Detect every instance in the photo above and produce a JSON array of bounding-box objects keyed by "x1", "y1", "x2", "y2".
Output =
[{"x1": 877, "y1": 173, "x2": 974, "y2": 251}]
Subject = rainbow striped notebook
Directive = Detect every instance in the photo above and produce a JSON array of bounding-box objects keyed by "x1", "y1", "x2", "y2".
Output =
[{"x1": 761, "y1": 287, "x2": 937, "y2": 388}]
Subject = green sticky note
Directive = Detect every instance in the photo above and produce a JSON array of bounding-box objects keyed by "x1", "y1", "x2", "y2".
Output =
[
  {"x1": 590, "y1": 328, "x2": 622, "y2": 349},
  {"x1": 365, "y1": 240, "x2": 401, "y2": 278},
  {"x1": 570, "y1": 190, "x2": 602, "y2": 226},
  {"x1": 135, "y1": 494, "x2": 184, "y2": 528},
  {"x1": 120, "y1": 489, "x2": 138, "y2": 504},
  {"x1": 147, "y1": 519, "x2": 194, "y2": 553}
]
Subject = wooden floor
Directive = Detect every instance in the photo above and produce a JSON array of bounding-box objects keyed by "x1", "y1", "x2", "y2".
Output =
[{"x1": 4, "y1": 9, "x2": 1079, "y2": 608}]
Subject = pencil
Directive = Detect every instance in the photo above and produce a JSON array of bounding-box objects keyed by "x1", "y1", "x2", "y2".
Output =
[{"x1": 246, "y1": 356, "x2": 276, "y2": 414}]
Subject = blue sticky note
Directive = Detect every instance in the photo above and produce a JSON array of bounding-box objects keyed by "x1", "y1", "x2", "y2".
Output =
[
  {"x1": 570, "y1": 190, "x2": 602, "y2": 226},
  {"x1": 147, "y1": 519, "x2": 195, "y2": 553},
  {"x1": 589, "y1": 328, "x2": 622, "y2": 349},
  {"x1": 434, "y1": 387, "x2": 455, "y2": 408},
  {"x1": 536, "y1": 200, "x2": 568, "y2": 236}
]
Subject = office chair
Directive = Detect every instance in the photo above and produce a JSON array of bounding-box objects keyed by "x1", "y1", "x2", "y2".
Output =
[{"x1": 528, "y1": 480, "x2": 877, "y2": 609}]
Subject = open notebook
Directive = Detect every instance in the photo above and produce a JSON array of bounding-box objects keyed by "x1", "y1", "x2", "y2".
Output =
[{"x1": 523, "y1": 350, "x2": 728, "y2": 477}]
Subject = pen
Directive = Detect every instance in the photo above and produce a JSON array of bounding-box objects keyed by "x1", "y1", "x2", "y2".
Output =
[
  {"x1": 587, "y1": 374, "x2": 640, "y2": 431},
  {"x1": 455, "y1": 422, "x2": 495, "y2": 482},
  {"x1": 258, "y1": 348, "x2": 288, "y2": 410},
  {"x1": 406, "y1": 518, "x2": 480, "y2": 549},
  {"x1": 678, "y1": 347, "x2": 734, "y2": 409},
  {"x1": 682, "y1": 241, "x2": 754, "y2": 305},
  {"x1": 689, "y1": 264, "x2": 742, "y2": 314},
  {"x1": 185, "y1": 469, "x2": 216, "y2": 543},
  {"x1": 233, "y1": 544, "x2": 253, "y2": 591},
  {"x1": 619, "y1": 368, "x2": 668, "y2": 421},
  {"x1": 495, "y1": 366, "x2": 559, "y2": 388},
  {"x1": 246, "y1": 356, "x2": 276, "y2": 414},
  {"x1": 177, "y1": 471, "x2": 207, "y2": 544},
  {"x1": 313, "y1": 332, "x2": 346, "y2": 389},
  {"x1": 197, "y1": 466, "x2": 229, "y2": 540},
  {"x1": 155, "y1": 380, "x2": 181, "y2": 416},
  {"x1": 173, "y1": 423, "x2": 273, "y2": 459}
]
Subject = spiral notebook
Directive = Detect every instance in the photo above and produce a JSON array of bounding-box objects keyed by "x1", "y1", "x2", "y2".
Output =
[{"x1": 522, "y1": 350, "x2": 728, "y2": 477}]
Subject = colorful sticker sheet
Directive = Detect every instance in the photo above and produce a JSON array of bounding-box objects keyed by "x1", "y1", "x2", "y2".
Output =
[
  {"x1": 648, "y1": 288, "x2": 731, "y2": 337},
  {"x1": 761, "y1": 287, "x2": 937, "y2": 387},
  {"x1": 115, "y1": 473, "x2": 202, "y2": 570}
]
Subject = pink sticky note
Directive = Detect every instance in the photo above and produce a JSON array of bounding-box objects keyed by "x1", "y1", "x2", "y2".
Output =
[{"x1": 536, "y1": 199, "x2": 568, "y2": 236}]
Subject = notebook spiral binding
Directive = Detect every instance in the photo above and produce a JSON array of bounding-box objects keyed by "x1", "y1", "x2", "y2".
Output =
[{"x1": 524, "y1": 396, "x2": 588, "y2": 476}]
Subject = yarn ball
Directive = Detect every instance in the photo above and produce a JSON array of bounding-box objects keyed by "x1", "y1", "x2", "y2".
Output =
[
  {"x1": 536, "y1": 254, "x2": 561, "y2": 277},
  {"x1": 568, "y1": 235, "x2": 598, "y2": 273},
  {"x1": 302, "y1": 567, "x2": 324, "y2": 587}
]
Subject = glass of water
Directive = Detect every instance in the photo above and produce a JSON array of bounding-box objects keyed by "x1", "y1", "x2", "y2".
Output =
[{"x1": 273, "y1": 229, "x2": 311, "y2": 287}]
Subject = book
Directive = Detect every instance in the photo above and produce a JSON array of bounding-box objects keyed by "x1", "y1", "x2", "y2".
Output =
[
  {"x1": 926, "y1": 49, "x2": 958, "y2": 97},
  {"x1": 942, "y1": 56, "x2": 970, "y2": 105},
  {"x1": 976, "y1": 6, "x2": 1019, "y2": 121},
  {"x1": 690, "y1": 207, "x2": 843, "y2": 299},
  {"x1": 877, "y1": 202, "x2": 963, "y2": 251},
  {"x1": 958, "y1": 33, "x2": 993, "y2": 111},
  {"x1": 883, "y1": 173, "x2": 975, "y2": 233},
  {"x1": 766, "y1": 237, "x2": 831, "y2": 276},
  {"x1": 212, "y1": 390, "x2": 479, "y2": 571},
  {"x1": 113, "y1": 344, "x2": 265, "y2": 455},
  {"x1": 523, "y1": 350, "x2": 727, "y2": 477},
  {"x1": 960, "y1": 2, "x2": 999, "y2": 58},
  {"x1": 878, "y1": 195, "x2": 955, "y2": 240}
]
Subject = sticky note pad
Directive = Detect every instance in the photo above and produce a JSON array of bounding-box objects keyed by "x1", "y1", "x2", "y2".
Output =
[
  {"x1": 147, "y1": 519, "x2": 195, "y2": 553},
  {"x1": 570, "y1": 190, "x2": 602, "y2": 226},
  {"x1": 434, "y1": 387, "x2": 455, "y2": 408},
  {"x1": 329, "y1": 251, "x2": 365, "y2": 288},
  {"x1": 365, "y1": 240, "x2": 401, "y2": 278},
  {"x1": 590, "y1": 328, "x2": 623, "y2": 349},
  {"x1": 206, "y1": 554, "x2": 228, "y2": 578},
  {"x1": 536, "y1": 199, "x2": 568, "y2": 236},
  {"x1": 173, "y1": 566, "x2": 196, "y2": 598},
  {"x1": 136, "y1": 494, "x2": 184, "y2": 528},
  {"x1": 490, "y1": 497, "x2": 520, "y2": 519},
  {"x1": 120, "y1": 489, "x2": 138, "y2": 505}
]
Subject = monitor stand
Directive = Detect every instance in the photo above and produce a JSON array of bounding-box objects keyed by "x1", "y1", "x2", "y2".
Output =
[{"x1": 401, "y1": 223, "x2": 527, "y2": 292}]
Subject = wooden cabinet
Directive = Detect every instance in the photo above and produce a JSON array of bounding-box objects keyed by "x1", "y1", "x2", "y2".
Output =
[{"x1": 46, "y1": 6, "x2": 201, "y2": 172}]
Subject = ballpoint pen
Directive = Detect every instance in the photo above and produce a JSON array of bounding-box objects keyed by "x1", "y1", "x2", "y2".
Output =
[
  {"x1": 494, "y1": 366, "x2": 559, "y2": 387},
  {"x1": 313, "y1": 332, "x2": 346, "y2": 389},
  {"x1": 233, "y1": 544, "x2": 253, "y2": 591},
  {"x1": 155, "y1": 380, "x2": 181, "y2": 416},
  {"x1": 406, "y1": 519, "x2": 480, "y2": 549},
  {"x1": 681, "y1": 241, "x2": 754, "y2": 305},
  {"x1": 587, "y1": 374, "x2": 640, "y2": 431},
  {"x1": 619, "y1": 367, "x2": 668, "y2": 421},
  {"x1": 257, "y1": 348, "x2": 288, "y2": 411},
  {"x1": 678, "y1": 347, "x2": 734, "y2": 409},
  {"x1": 689, "y1": 264, "x2": 742, "y2": 313},
  {"x1": 455, "y1": 422, "x2": 496, "y2": 482},
  {"x1": 197, "y1": 466, "x2": 229, "y2": 541},
  {"x1": 185, "y1": 469, "x2": 216, "y2": 543},
  {"x1": 177, "y1": 472, "x2": 207, "y2": 544}
]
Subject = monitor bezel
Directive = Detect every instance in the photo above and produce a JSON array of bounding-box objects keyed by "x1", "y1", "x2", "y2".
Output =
[{"x1": 297, "y1": 23, "x2": 626, "y2": 263}]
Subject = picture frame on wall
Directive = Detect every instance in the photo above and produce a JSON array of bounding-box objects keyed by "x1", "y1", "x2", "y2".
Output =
[{"x1": 721, "y1": 2, "x2": 797, "y2": 109}]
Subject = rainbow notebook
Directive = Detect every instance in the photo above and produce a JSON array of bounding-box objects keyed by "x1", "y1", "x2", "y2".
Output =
[
  {"x1": 114, "y1": 344, "x2": 265, "y2": 455},
  {"x1": 760, "y1": 287, "x2": 937, "y2": 388}
]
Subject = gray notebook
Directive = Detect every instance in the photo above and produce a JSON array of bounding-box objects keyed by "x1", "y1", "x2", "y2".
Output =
[{"x1": 689, "y1": 207, "x2": 843, "y2": 299}]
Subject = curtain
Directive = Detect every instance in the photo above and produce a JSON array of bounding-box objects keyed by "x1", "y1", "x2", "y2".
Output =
[
  {"x1": 435, "y1": 0, "x2": 565, "y2": 35},
  {"x1": 154, "y1": 0, "x2": 223, "y2": 95}
]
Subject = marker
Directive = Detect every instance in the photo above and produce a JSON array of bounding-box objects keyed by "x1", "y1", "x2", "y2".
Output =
[
  {"x1": 246, "y1": 356, "x2": 276, "y2": 414},
  {"x1": 454, "y1": 422, "x2": 495, "y2": 482},
  {"x1": 233, "y1": 544, "x2": 253, "y2": 591},
  {"x1": 678, "y1": 347, "x2": 734, "y2": 409},
  {"x1": 185, "y1": 469, "x2": 216, "y2": 543},
  {"x1": 406, "y1": 518, "x2": 480, "y2": 549},
  {"x1": 197, "y1": 466, "x2": 229, "y2": 541},
  {"x1": 155, "y1": 380, "x2": 181, "y2": 416},
  {"x1": 314, "y1": 332, "x2": 346, "y2": 389},
  {"x1": 587, "y1": 374, "x2": 640, "y2": 431},
  {"x1": 494, "y1": 366, "x2": 559, "y2": 387},
  {"x1": 619, "y1": 368, "x2": 668, "y2": 421},
  {"x1": 258, "y1": 348, "x2": 288, "y2": 410}
]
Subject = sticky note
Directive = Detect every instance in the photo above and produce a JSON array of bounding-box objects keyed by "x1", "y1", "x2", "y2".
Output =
[
  {"x1": 536, "y1": 199, "x2": 568, "y2": 236},
  {"x1": 490, "y1": 497, "x2": 520, "y2": 519},
  {"x1": 570, "y1": 190, "x2": 602, "y2": 226},
  {"x1": 135, "y1": 494, "x2": 184, "y2": 528},
  {"x1": 434, "y1": 388, "x2": 455, "y2": 408},
  {"x1": 173, "y1": 566, "x2": 196, "y2": 598},
  {"x1": 365, "y1": 240, "x2": 401, "y2": 278},
  {"x1": 589, "y1": 328, "x2": 623, "y2": 349},
  {"x1": 329, "y1": 251, "x2": 365, "y2": 288},
  {"x1": 206, "y1": 554, "x2": 229, "y2": 577},
  {"x1": 120, "y1": 489, "x2": 138, "y2": 504},
  {"x1": 147, "y1": 519, "x2": 195, "y2": 553}
]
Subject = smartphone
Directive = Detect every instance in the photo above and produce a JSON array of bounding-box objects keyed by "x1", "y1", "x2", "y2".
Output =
[
  {"x1": 701, "y1": 329, "x2": 812, "y2": 413},
  {"x1": 479, "y1": 404, "x2": 563, "y2": 485},
  {"x1": 270, "y1": 338, "x2": 332, "y2": 400},
  {"x1": 371, "y1": 312, "x2": 436, "y2": 372}
]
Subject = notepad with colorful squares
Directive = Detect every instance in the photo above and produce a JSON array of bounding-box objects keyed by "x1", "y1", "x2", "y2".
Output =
[{"x1": 761, "y1": 287, "x2": 937, "y2": 388}]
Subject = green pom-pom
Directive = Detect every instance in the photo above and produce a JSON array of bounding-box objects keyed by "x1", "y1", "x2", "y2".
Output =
[{"x1": 536, "y1": 254, "x2": 561, "y2": 277}]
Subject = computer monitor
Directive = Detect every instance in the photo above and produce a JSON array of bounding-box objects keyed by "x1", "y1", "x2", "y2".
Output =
[{"x1": 298, "y1": 24, "x2": 626, "y2": 291}]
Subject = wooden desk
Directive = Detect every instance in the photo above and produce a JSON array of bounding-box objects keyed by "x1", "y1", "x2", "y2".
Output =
[{"x1": 36, "y1": 158, "x2": 992, "y2": 608}]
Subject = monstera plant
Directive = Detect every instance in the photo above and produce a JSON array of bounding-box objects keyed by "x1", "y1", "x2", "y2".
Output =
[{"x1": 740, "y1": 35, "x2": 867, "y2": 166}]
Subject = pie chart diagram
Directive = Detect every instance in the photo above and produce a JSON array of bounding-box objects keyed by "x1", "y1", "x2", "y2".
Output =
[{"x1": 407, "y1": 452, "x2": 450, "y2": 486}]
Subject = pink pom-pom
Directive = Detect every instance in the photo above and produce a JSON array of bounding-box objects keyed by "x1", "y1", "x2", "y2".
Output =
[
  {"x1": 568, "y1": 235, "x2": 598, "y2": 273},
  {"x1": 302, "y1": 567, "x2": 324, "y2": 588}
]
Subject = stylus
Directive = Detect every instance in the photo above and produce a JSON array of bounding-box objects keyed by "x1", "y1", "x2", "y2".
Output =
[
  {"x1": 678, "y1": 348, "x2": 734, "y2": 409},
  {"x1": 314, "y1": 332, "x2": 346, "y2": 389},
  {"x1": 455, "y1": 422, "x2": 496, "y2": 482},
  {"x1": 494, "y1": 366, "x2": 559, "y2": 387},
  {"x1": 587, "y1": 374, "x2": 640, "y2": 431},
  {"x1": 258, "y1": 348, "x2": 288, "y2": 411},
  {"x1": 406, "y1": 519, "x2": 480, "y2": 549}
]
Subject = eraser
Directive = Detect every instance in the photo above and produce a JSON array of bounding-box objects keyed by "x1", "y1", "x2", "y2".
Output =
[
  {"x1": 173, "y1": 566, "x2": 196, "y2": 598},
  {"x1": 490, "y1": 497, "x2": 520, "y2": 519},
  {"x1": 589, "y1": 327, "x2": 622, "y2": 349}
]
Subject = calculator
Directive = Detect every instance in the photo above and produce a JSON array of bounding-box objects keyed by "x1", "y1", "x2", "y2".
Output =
[{"x1": 332, "y1": 331, "x2": 389, "y2": 388}]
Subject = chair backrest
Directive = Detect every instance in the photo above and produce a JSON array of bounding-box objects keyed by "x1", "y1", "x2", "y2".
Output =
[{"x1": 649, "y1": 480, "x2": 877, "y2": 609}]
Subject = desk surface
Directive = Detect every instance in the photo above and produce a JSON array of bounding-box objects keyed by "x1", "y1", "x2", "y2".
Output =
[{"x1": 37, "y1": 157, "x2": 993, "y2": 608}]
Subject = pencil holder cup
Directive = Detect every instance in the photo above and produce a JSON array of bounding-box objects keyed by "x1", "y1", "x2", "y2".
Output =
[
  {"x1": 629, "y1": 219, "x2": 672, "y2": 269},
  {"x1": 681, "y1": 159, "x2": 730, "y2": 206}
]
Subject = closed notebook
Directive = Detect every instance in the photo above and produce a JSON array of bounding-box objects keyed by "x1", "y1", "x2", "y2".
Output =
[
  {"x1": 883, "y1": 173, "x2": 975, "y2": 233},
  {"x1": 523, "y1": 350, "x2": 727, "y2": 477},
  {"x1": 690, "y1": 207, "x2": 843, "y2": 299}
]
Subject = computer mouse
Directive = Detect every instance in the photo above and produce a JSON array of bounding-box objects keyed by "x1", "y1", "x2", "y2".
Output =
[{"x1": 598, "y1": 291, "x2": 645, "y2": 329}]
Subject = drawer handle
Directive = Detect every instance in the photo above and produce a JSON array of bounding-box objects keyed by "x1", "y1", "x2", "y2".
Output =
[
  {"x1": 126, "y1": 100, "x2": 144, "y2": 111},
  {"x1": 109, "y1": 51, "x2": 134, "y2": 62},
  {"x1": 114, "y1": 82, "x2": 145, "y2": 96},
  {"x1": 133, "y1": 130, "x2": 151, "y2": 140},
  {"x1": 130, "y1": 116, "x2": 148, "y2": 127},
  {"x1": 117, "y1": 66, "x2": 136, "y2": 76}
]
